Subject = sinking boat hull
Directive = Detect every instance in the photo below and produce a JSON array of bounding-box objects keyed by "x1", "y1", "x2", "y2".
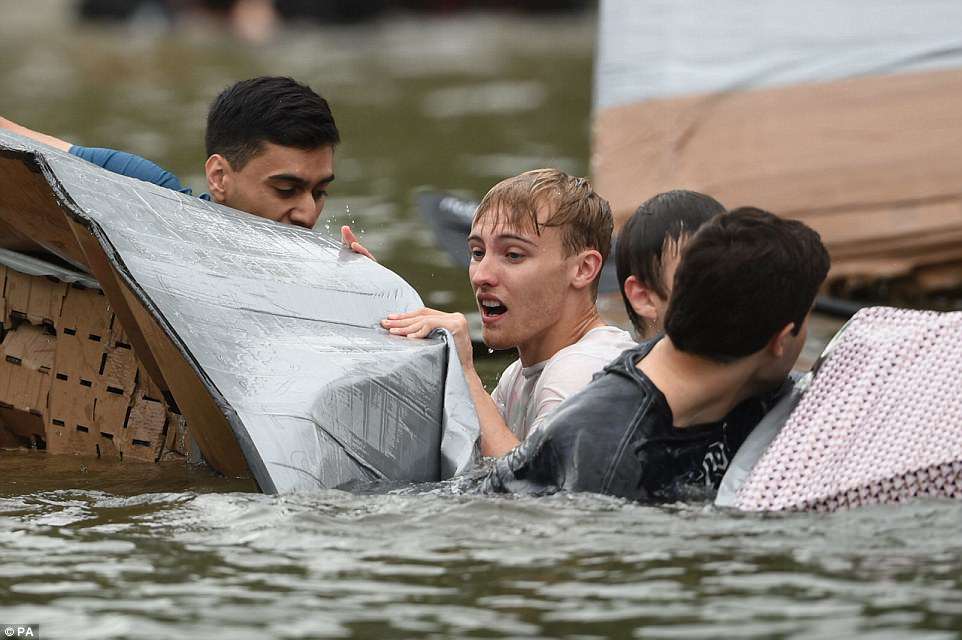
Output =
[{"x1": 0, "y1": 132, "x2": 479, "y2": 493}]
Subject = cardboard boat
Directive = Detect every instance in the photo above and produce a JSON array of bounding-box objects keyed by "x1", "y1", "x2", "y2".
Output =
[
  {"x1": 0, "y1": 132, "x2": 479, "y2": 493},
  {"x1": 593, "y1": 0, "x2": 962, "y2": 293},
  {"x1": 0, "y1": 249, "x2": 193, "y2": 463}
]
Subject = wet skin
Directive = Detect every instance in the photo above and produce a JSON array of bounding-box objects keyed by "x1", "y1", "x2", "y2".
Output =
[
  {"x1": 467, "y1": 218, "x2": 593, "y2": 365},
  {"x1": 379, "y1": 209, "x2": 604, "y2": 458},
  {"x1": 380, "y1": 210, "x2": 602, "y2": 370},
  {"x1": 207, "y1": 142, "x2": 335, "y2": 229}
]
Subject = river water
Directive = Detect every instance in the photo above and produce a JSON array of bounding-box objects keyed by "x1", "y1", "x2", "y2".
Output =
[
  {"x1": 3, "y1": 456, "x2": 962, "y2": 639},
  {"x1": 1, "y1": 3, "x2": 961, "y2": 638}
]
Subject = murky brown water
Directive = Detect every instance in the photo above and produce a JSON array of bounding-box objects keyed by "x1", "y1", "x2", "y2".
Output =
[
  {"x1": 1, "y1": 3, "x2": 960, "y2": 638},
  {"x1": 3, "y1": 469, "x2": 962, "y2": 639}
]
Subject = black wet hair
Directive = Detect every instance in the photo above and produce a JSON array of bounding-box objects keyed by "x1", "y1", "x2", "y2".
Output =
[
  {"x1": 205, "y1": 76, "x2": 340, "y2": 169},
  {"x1": 665, "y1": 207, "x2": 831, "y2": 362},
  {"x1": 615, "y1": 190, "x2": 725, "y2": 334}
]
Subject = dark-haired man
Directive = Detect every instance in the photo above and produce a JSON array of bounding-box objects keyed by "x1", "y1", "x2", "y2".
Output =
[
  {"x1": 0, "y1": 76, "x2": 339, "y2": 229},
  {"x1": 482, "y1": 207, "x2": 831, "y2": 503},
  {"x1": 616, "y1": 189, "x2": 725, "y2": 340}
]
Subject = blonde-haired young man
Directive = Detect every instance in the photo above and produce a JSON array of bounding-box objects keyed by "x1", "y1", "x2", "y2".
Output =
[{"x1": 378, "y1": 169, "x2": 635, "y2": 456}]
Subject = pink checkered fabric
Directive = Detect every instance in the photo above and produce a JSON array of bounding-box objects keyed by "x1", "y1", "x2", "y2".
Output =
[{"x1": 735, "y1": 307, "x2": 962, "y2": 512}]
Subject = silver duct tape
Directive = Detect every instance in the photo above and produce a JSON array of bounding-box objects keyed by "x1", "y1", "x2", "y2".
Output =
[{"x1": 0, "y1": 130, "x2": 480, "y2": 492}]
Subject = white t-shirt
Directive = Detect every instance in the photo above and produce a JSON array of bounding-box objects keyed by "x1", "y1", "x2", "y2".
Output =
[{"x1": 491, "y1": 325, "x2": 636, "y2": 441}]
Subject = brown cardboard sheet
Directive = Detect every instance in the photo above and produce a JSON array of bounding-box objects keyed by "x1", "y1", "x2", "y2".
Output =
[
  {"x1": 0, "y1": 324, "x2": 54, "y2": 413},
  {"x1": 592, "y1": 67, "x2": 962, "y2": 289},
  {"x1": 0, "y1": 251, "x2": 193, "y2": 463},
  {"x1": 0, "y1": 146, "x2": 238, "y2": 471},
  {"x1": 0, "y1": 155, "x2": 86, "y2": 267}
]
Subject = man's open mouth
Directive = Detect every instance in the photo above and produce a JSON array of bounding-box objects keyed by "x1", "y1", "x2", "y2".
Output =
[{"x1": 479, "y1": 297, "x2": 508, "y2": 318}]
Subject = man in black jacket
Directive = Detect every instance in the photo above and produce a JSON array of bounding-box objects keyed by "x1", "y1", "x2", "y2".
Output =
[{"x1": 483, "y1": 207, "x2": 831, "y2": 503}]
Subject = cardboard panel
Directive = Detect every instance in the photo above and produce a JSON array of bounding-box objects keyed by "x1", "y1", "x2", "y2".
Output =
[
  {"x1": 109, "y1": 319, "x2": 131, "y2": 350},
  {"x1": 594, "y1": 67, "x2": 962, "y2": 222},
  {"x1": 0, "y1": 264, "x2": 7, "y2": 326},
  {"x1": 161, "y1": 411, "x2": 191, "y2": 460},
  {"x1": 111, "y1": 272, "x2": 247, "y2": 473},
  {"x1": 45, "y1": 374, "x2": 98, "y2": 457},
  {"x1": 4, "y1": 270, "x2": 31, "y2": 325},
  {"x1": 99, "y1": 343, "x2": 138, "y2": 397},
  {"x1": 26, "y1": 277, "x2": 66, "y2": 326},
  {"x1": 139, "y1": 369, "x2": 166, "y2": 403},
  {"x1": 123, "y1": 391, "x2": 167, "y2": 463},
  {"x1": 59, "y1": 284, "x2": 112, "y2": 340},
  {"x1": 0, "y1": 407, "x2": 45, "y2": 442},
  {"x1": 54, "y1": 331, "x2": 106, "y2": 388},
  {"x1": 94, "y1": 391, "x2": 130, "y2": 439},
  {"x1": 67, "y1": 217, "x2": 170, "y2": 396},
  {"x1": 0, "y1": 156, "x2": 87, "y2": 267},
  {"x1": 91, "y1": 391, "x2": 129, "y2": 461},
  {"x1": 593, "y1": 68, "x2": 962, "y2": 288},
  {"x1": 2, "y1": 324, "x2": 56, "y2": 372},
  {"x1": 0, "y1": 325, "x2": 53, "y2": 414},
  {"x1": 801, "y1": 200, "x2": 962, "y2": 248},
  {"x1": 96, "y1": 431, "x2": 121, "y2": 461}
]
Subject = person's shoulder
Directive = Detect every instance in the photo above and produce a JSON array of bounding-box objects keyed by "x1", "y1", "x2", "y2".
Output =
[
  {"x1": 533, "y1": 365, "x2": 661, "y2": 488},
  {"x1": 547, "y1": 326, "x2": 636, "y2": 369},
  {"x1": 497, "y1": 358, "x2": 523, "y2": 382},
  {"x1": 491, "y1": 357, "x2": 523, "y2": 400},
  {"x1": 544, "y1": 356, "x2": 652, "y2": 431},
  {"x1": 69, "y1": 145, "x2": 189, "y2": 193}
]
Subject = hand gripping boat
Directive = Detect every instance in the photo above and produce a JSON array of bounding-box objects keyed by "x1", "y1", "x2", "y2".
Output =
[{"x1": 0, "y1": 131, "x2": 479, "y2": 493}]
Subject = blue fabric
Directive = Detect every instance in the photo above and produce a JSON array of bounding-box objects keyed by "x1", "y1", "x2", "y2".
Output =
[{"x1": 69, "y1": 145, "x2": 209, "y2": 199}]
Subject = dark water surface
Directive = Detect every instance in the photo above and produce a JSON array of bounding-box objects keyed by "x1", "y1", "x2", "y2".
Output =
[
  {"x1": 3, "y1": 456, "x2": 962, "y2": 639},
  {"x1": 2, "y1": 3, "x2": 961, "y2": 638}
]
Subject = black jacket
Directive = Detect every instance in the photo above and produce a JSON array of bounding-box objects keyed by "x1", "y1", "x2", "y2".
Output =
[{"x1": 482, "y1": 340, "x2": 787, "y2": 503}]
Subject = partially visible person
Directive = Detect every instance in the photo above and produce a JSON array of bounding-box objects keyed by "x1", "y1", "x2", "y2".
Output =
[
  {"x1": 482, "y1": 207, "x2": 831, "y2": 503},
  {"x1": 616, "y1": 190, "x2": 725, "y2": 340},
  {"x1": 0, "y1": 76, "x2": 339, "y2": 229},
  {"x1": 374, "y1": 169, "x2": 636, "y2": 457}
]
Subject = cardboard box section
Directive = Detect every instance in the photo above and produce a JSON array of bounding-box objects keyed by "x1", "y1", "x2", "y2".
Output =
[
  {"x1": 0, "y1": 158, "x2": 87, "y2": 266},
  {"x1": 0, "y1": 145, "x2": 251, "y2": 483},
  {"x1": 592, "y1": 67, "x2": 962, "y2": 291},
  {"x1": 0, "y1": 267, "x2": 192, "y2": 462}
]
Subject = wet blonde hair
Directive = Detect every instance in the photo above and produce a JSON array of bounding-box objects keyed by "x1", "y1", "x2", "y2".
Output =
[{"x1": 473, "y1": 169, "x2": 613, "y2": 295}]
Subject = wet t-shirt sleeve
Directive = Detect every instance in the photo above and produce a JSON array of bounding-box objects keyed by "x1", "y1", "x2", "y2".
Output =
[
  {"x1": 527, "y1": 351, "x2": 609, "y2": 436},
  {"x1": 526, "y1": 328, "x2": 637, "y2": 436},
  {"x1": 481, "y1": 426, "x2": 564, "y2": 495},
  {"x1": 69, "y1": 145, "x2": 192, "y2": 194}
]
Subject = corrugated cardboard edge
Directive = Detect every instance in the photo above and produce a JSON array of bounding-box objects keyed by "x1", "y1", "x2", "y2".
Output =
[{"x1": 0, "y1": 145, "x2": 274, "y2": 492}]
